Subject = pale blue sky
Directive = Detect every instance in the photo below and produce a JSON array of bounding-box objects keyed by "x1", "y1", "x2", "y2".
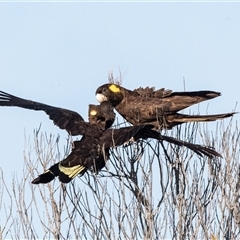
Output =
[{"x1": 0, "y1": 2, "x2": 240, "y2": 237}]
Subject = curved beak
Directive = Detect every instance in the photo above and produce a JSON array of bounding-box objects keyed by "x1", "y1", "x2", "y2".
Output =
[{"x1": 96, "y1": 93, "x2": 108, "y2": 103}]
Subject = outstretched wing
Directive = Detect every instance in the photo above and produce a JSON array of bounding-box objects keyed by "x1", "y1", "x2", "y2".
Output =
[{"x1": 0, "y1": 90, "x2": 88, "y2": 135}]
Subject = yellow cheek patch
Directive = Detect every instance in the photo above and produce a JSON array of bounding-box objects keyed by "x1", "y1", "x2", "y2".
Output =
[
  {"x1": 109, "y1": 84, "x2": 120, "y2": 93},
  {"x1": 90, "y1": 110, "x2": 97, "y2": 116}
]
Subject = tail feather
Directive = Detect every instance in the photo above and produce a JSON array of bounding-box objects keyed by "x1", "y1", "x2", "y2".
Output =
[
  {"x1": 162, "y1": 91, "x2": 221, "y2": 112},
  {"x1": 169, "y1": 112, "x2": 236, "y2": 124},
  {"x1": 170, "y1": 90, "x2": 220, "y2": 99},
  {"x1": 58, "y1": 164, "x2": 86, "y2": 183},
  {"x1": 32, "y1": 162, "x2": 87, "y2": 184},
  {"x1": 141, "y1": 129, "x2": 222, "y2": 159},
  {"x1": 160, "y1": 135, "x2": 222, "y2": 158},
  {"x1": 31, "y1": 171, "x2": 55, "y2": 184},
  {"x1": 32, "y1": 163, "x2": 59, "y2": 184},
  {"x1": 32, "y1": 170, "x2": 57, "y2": 184}
]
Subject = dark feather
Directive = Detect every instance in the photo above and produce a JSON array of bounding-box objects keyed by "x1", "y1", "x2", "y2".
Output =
[
  {"x1": 96, "y1": 84, "x2": 236, "y2": 130},
  {"x1": 0, "y1": 90, "x2": 87, "y2": 135},
  {"x1": 100, "y1": 124, "x2": 221, "y2": 159},
  {"x1": 32, "y1": 102, "x2": 115, "y2": 184},
  {"x1": 0, "y1": 90, "x2": 116, "y2": 184},
  {"x1": 1, "y1": 89, "x2": 222, "y2": 185}
]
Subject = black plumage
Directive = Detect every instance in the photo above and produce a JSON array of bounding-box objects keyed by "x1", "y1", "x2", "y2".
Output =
[
  {"x1": 0, "y1": 90, "x2": 87, "y2": 135},
  {"x1": 0, "y1": 90, "x2": 115, "y2": 183},
  {"x1": 95, "y1": 83, "x2": 236, "y2": 130},
  {"x1": 0, "y1": 90, "x2": 222, "y2": 184}
]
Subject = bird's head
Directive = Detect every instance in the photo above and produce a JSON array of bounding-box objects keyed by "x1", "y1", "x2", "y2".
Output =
[
  {"x1": 95, "y1": 83, "x2": 124, "y2": 107},
  {"x1": 88, "y1": 101, "x2": 115, "y2": 129}
]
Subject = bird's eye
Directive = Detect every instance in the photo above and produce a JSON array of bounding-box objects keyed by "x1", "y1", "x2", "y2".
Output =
[{"x1": 102, "y1": 88, "x2": 106, "y2": 92}]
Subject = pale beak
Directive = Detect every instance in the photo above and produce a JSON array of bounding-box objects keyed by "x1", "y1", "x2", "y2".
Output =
[{"x1": 96, "y1": 93, "x2": 108, "y2": 103}]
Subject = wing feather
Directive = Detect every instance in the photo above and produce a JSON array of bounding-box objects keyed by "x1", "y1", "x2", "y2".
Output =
[{"x1": 0, "y1": 90, "x2": 87, "y2": 135}]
